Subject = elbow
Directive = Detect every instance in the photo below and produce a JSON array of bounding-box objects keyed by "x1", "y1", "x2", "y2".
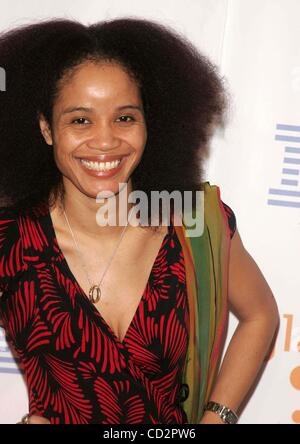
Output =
[
  {"x1": 258, "y1": 300, "x2": 280, "y2": 339},
  {"x1": 260, "y1": 298, "x2": 280, "y2": 335},
  {"x1": 241, "y1": 296, "x2": 280, "y2": 334},
  {"x1": 271, "y1": 304, "x2": 280, "y2": 335},
  {"x1": 268, "y1": 293, "x2": 280, "y2": 332}
]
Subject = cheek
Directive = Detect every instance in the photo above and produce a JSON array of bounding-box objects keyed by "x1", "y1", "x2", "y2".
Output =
[
  {"x1": 52, "y1": 131, "x2": 82, "y2": 163},
  {"x1": 52, "y1": 147, "x2": 69, "y2": 174},
  {"x1": 52, "y1": 137, "x2": 78, "y2": 172},
  {"x1": 132, "y1": 127, "x2": 147, "y2": 152},
  {"x1": 55, "y1": 129, "x2": 83, "y2": 148}
]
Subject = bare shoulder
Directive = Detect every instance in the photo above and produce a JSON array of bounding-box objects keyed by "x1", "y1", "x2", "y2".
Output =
[{"x1": 228, "y1": 229, "x2": 279, "y2": 324}]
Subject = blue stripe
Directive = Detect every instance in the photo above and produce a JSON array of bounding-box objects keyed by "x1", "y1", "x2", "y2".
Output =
[
  {"x1": 285, "y1": 147, "x2": 300, "y2": 154},
  {"x1": 269, "y1": 188, "x2": 300, "y2": 197},
  {"x1": 276, "y1": 124, "x2": 300, "y2": 132},
  {"x1": 284, "y1": 158, "x2": 300, "y2": 165},
  {"x1": 282, "y1": 168, "x2": 299, "y2": 175},
  {"x1": 0, "y1": 357, "x2": 20, "y2": 363},
  {"x1": 281, "y1": 179, "x2": 298, "y2": 186},
  {"x1": 268, "y1": 199, "x2": 300, "y2": 208},
  {"x1": 275, "y1": 135, "x2": 300, "y2": 143},
  {"x1": 0, "y1": 367, "x2": 23, "y2": 375}
]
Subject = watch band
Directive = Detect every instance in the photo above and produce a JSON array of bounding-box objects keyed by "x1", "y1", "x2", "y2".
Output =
[
  {"x1": 16, "y1": 413, "x2": 31, "y2": 424},
  {"x1": 204, "y1": 401, "x2": 238, "y2": 424}
]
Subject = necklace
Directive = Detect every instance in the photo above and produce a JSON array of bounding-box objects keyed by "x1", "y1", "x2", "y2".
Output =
[{"x1": 62, "y1": 206, "x2": 134, "y2": 304}]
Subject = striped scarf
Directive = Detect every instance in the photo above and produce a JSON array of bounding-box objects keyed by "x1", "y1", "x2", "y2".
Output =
[{"x1": 174, "y1": 181, "x2": 231, "y2": 424}]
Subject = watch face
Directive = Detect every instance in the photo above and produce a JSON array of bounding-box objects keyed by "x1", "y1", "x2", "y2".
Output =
[
  {"x1": 226, "y1": 411, "x2": 237, "y2": 424},
  {"x1": 204, "y1": 402, "x2": 238, "y2": 424}
]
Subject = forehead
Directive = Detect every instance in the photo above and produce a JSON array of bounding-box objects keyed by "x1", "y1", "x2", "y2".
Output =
[{"x1": 55, "y1": 61, "x2": 141, "y2": 105}]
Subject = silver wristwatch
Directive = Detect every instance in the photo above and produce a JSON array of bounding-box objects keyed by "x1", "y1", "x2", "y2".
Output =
[{"x1": 204, "y1": 401, "x2": 238, "y2": 424}]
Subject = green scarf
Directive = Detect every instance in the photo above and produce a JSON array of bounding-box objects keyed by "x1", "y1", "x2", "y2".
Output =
[{"x1": 174, "y1": 181, "x2": 231, "y2": 423}]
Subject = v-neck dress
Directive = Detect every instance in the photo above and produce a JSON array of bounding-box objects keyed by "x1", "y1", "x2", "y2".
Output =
[{"x1": 0, "y1": 201, "x2": 236, "y2": 424}]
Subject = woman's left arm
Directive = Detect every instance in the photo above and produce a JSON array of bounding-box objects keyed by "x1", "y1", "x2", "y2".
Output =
[{"x1": 200, "y1": 228, "x2": 280, "y2": 424}]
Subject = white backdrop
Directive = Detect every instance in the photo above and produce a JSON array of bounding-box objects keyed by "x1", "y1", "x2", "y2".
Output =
[{"x1": 0, "y1": 0, "x2": 299, "y2": 424}]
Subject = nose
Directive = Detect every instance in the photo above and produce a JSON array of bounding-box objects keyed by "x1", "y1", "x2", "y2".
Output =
[{"x1": 87, "y1": 122, "x2": 120, "y2": 152}]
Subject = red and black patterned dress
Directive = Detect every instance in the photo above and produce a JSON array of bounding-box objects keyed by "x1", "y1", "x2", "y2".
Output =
[{"x1": 0, "y1": 201, "x2": 236, "y2": 424}]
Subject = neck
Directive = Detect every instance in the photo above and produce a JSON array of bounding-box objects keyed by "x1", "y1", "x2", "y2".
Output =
[{"x1": 54, "y1": 180, "x2": 135, "y2": 241}]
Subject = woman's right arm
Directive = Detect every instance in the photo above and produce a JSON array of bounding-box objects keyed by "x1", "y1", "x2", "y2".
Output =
[{"x1": 0, "y1": 210, "x2": 51, "y2": 425}]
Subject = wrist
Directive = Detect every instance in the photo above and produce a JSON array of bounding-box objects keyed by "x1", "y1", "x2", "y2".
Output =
[
  {"x1": 200, "y1": 410, "x2": 226, "y2": 424},
  {"x1": 17, "y1": 413, "x2": 31, "y2": 424},
  {"x1": 203, "y1": 401, "x2": 239, "y2": 424}
]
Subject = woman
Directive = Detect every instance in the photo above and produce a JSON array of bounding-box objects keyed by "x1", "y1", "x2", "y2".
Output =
[{"x1": 0, "y1": 17, "x2": 279, "y2": 424}]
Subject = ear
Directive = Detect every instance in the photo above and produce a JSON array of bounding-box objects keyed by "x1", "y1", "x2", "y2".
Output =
[{"x1": 38, "y1": 113, "x2": 53, "y2": 146}]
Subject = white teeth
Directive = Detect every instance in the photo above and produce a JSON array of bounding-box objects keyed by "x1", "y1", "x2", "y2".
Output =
[{"x1": 80, "y1": 159, "x2": 121, "y2": 171}]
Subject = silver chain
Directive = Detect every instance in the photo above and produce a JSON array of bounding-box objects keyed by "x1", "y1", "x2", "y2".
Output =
[{"x1": 62, "y1": 206, "x2": 134, "y2": 300}]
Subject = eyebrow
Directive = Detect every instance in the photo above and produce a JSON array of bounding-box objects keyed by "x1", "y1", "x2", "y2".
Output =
[{"x1": 61, "y1": 105, "x2": 143, "y2": 115}]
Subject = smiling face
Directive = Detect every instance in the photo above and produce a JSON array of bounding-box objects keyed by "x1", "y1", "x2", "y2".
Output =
[{"x1": 39, "y1": 60, "x2": 147, "y2": 202}]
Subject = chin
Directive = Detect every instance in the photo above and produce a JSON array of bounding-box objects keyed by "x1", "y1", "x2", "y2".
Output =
[{"x1": 86, "y1": 181, "x2": 129, "y2": 200}]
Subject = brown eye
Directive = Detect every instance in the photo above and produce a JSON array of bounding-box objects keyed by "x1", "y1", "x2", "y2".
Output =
[
  {"x1": 116, "y1": 115, "x2": 135, "y2": 123},
  {"x1": 72, "y1": 118, "x2": 89, "y2": 125}
]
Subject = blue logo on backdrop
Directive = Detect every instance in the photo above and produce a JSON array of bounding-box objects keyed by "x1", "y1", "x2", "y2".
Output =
[
  {"x1": 0, "y1": 328, "x2": 22, "y2": 375},
  {"x1": 268, "y1": 124, "x2": 300, "y2": 208}
]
